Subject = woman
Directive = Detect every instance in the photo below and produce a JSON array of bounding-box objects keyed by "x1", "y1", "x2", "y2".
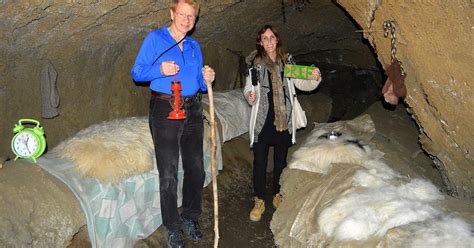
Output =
[{"x1": 244, "y1": 25, "x2": 321, "y2": 222}]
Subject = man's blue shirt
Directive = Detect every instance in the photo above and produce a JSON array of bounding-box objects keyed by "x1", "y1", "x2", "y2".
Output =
[{"x1": 131, "y1": 25, "x2": 207, "y2": 96}]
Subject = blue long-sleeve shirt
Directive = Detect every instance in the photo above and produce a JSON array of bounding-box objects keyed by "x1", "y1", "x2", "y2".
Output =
[{"x1": 131, "y1": 25, "x2": 207, "y2": 96}]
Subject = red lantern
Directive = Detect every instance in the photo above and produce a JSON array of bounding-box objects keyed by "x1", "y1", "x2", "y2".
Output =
[{"x1": 168, "y1": 80, "x2": 186, "y2": 120}]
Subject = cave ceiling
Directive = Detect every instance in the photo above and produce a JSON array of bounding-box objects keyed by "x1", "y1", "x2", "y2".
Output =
[{"x1": 0, "y1": 0, "x2": 376, "y2": 70}]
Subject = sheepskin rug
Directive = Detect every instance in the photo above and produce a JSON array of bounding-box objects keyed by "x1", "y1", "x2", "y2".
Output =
[
  {"x1": 53, "y1": 117, "x2": 154, "y2": 184},
  {"x1": 289, "y1": 114, "x2": 375, "y2": 174},
  {"x1": 288, "y1": 133, "x2": 372, "y2": 174},
  {"x1": 271, "y1": 114, "x2": 474, "y2": 247}
]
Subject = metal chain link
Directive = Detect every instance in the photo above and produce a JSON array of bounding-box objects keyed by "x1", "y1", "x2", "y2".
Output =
[{"x1": 383, "y1": 20, "x2": 406, "y2": 76}]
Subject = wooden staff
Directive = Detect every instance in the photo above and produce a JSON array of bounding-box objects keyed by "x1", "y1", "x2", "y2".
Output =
[{"x1": 206, "y1": 68, "x2": 219, "y2": 247}]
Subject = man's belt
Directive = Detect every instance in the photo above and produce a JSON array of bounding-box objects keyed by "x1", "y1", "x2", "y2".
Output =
[{"x1": 151, "y1": 90, "x2": 200, "y2": 102}]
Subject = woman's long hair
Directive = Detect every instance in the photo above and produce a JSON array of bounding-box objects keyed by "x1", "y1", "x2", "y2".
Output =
[{"x1": 255, "y1": 25, "x2": 288, "y2": 63}]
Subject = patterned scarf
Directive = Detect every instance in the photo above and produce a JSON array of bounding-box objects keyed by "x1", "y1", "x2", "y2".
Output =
[{"x1": 262, "y1": 55, "x2": 288, "y2": 131}]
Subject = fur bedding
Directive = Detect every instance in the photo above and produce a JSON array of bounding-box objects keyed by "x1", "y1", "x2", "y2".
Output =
[
  {"x1": 38, "y1": 115, "x2": 222, "y2": 247},
  {"x1": 289, "y1": 114, "x2": 375, "y2": 174},
  {"x1": 53, "y1": 117, "x2": 154, "y2": 184},
  {"x1": 271, "y1": 114, "x2": 473, "y2": 247},
  {"x1": 288, "y1": 135, "x2": 372, "y2": 174}
]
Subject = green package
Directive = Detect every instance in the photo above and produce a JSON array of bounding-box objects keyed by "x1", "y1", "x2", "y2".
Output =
[{"x1": 284, "y1": 64, "x2": 319, "y2": 80}]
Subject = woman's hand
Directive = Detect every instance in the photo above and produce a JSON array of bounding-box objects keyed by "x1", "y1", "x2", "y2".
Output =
[
  {"x1": 203, "y1": 65, "x2": 216, "y2": 86},
  {"x1": 312, "y1": 67, "x2": 321, "y2": 81},
  {"x1": 160, "y1": 61, "x2": 179, "y2": 76},
  {"x1": 247, "y1": 91, "x2": 256, "y2": 103}
]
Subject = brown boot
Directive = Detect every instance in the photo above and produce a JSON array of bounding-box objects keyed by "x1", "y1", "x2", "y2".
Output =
[
  {"x1": 273, "y1": 193, "x2": 283, "y2": 208},
  {"x1": 249, "y1": 197, "x2": 265, "y2": 222}
]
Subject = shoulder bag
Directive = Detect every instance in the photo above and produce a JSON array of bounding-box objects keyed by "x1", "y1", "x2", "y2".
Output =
[{"x1": 293, "y1": 96, "x2": 307, "y2": 129}]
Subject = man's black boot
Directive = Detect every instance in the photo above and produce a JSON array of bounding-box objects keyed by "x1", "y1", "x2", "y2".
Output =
[
  {"x1": 181, "y1": 215, "x2": 203, "y2": 241},
  {"x1": 167, "y1": 229, "x2": 185, "y2": 248}
]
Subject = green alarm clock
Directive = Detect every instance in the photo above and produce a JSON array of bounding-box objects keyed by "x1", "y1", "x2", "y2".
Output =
[{"x1": 11, "y1": 119, "x2": 47, "y2": 163}]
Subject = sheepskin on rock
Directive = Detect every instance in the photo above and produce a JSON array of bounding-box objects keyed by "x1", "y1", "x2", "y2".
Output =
[
  {"x1": 288, "y1": 134, "x2": 372, "y2": 174},
  {"x1": 289, "y1": 114, "x2": 375, "y2": 174},
  {"x1": 53, "y1": 117, "x2": 154, "y2": 184},
  {"x1": 271, "y1": 114, "x2": 474, "y2": 247}
]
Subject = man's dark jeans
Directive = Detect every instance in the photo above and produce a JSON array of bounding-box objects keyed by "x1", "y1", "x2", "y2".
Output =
[{"x1": 149, "y1": 95, "x2": 205, "y2": 232}]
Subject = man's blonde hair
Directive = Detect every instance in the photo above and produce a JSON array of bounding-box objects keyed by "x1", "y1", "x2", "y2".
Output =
[{"x1": 170, "y1": 0, "x2": 200, "y2": 13}]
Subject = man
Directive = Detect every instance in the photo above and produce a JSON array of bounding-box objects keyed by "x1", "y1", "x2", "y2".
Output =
[{"x1": 131, "y1": 1, "x2": 215, "y2": 247}]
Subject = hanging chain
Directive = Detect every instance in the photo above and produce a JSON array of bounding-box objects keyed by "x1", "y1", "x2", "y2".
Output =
[{"x1": 383, "y1": 20, "x2": 405, "y2": 76}]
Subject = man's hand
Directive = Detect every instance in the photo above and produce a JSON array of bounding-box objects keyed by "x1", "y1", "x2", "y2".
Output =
[
  {"x1": 160, "y1": 61, "x2": 179, "y2": 76},
  {"x1": 203, "y1": 65, "x2": 215, "y2": 85}
]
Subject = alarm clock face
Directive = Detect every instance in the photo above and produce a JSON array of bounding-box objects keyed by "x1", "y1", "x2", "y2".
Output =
[{"x1": 12, "y1": 132, "x2": 38, "y2": 157}]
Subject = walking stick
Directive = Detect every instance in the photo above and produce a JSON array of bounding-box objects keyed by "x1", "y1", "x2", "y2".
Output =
[{"x1": 206, "y1": 70, "x2": 220, "y2": 248}]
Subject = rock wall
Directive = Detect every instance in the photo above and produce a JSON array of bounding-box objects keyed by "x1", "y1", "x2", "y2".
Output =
[
  {"x1": 336, "y1": 0, "x2": 473, "y2": 199},
  {"x1": 0, "y1": 160, "x2": 84, "y2": 246},
  {"x1": 0, "y1": 1, "x2": 161, "y2": 158}
]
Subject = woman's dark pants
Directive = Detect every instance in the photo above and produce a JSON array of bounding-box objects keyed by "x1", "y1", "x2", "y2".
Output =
[{"x1": 252, "y1": 141, "x2": 289, "y2": 199}]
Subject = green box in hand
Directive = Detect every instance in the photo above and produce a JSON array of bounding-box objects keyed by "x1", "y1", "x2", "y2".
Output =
[{"x1": 284, "y1": 64, "x2": 318, "y2": 80}]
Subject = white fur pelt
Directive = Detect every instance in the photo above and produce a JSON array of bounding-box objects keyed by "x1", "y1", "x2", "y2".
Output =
[
  {"x1": 311, "y1": 145, "x2": 473, "y2": 245},
  {"x1": 273, "y1": 114, "x2": 474, "y2": 247},
  {"x1": 319, "y1": 167, "x2": 445, "y2": 240},
  {"x1": 396, "y1": 215, "x2": 474, "y2": 247},
  {"x1": 53, "y1": 117, "x2": 154, "y2": 184},
  {"x1": 289, "y1": 114, "x2": 376, "y2": 174},
  {"x1": 288, "y1": 132, "x2": 372, "y2": 174}
]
